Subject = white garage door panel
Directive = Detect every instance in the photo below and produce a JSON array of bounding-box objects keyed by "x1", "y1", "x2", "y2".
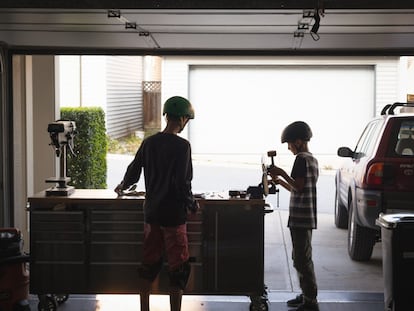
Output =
[{"x1": 189, "y1": 65, "x2": 374, "y2": 156}]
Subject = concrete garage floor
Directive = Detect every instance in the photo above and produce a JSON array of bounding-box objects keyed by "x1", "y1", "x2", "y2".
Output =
[
  {"x1": 266, "y1": 210, "x2": 383, "y2": 292},
  {"x1": 28, "y1": 155, "x2": 385, "y2": 310},
  {"x1": 29, "y1": 293, "x2": 383, "y2": 311}
]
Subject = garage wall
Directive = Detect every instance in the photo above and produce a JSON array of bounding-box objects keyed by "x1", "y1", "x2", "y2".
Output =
[
  {"x1": 0, "y1": 46, "x2": 9, "y2": 226},
  {"x1": 162, "y1": 56, "x2": 400, "y2": 166},
  {"x1": 12, "y1": 55, "x2": 58, "y2": 249}
]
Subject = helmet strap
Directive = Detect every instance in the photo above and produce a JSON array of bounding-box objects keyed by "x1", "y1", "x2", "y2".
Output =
[
  {"x1": 179, "y1": 116, "x2": 190, "y2": 133},
  {"x1": 295, "y1": 140, "x2": 308, "y2": 152},
  {"x1": 163, "y1": 115, "x2": 189, "y2": 134}
]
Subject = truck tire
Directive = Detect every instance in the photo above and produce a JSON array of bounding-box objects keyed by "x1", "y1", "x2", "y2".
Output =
[
  {"x1": 347, "y1": 197, "x2": 376, "y2": 261},
  {"x1": 334, "y1": 190, "x2": 348, "y2": 229}
]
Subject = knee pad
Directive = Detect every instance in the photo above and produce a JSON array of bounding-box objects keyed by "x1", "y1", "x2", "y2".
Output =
[
  {"x1": 168, "y1": 261, "x2": 191, "y2": 290},
  {"x1": 138, "y1": 260, "x2": 163, "y2": 282}
]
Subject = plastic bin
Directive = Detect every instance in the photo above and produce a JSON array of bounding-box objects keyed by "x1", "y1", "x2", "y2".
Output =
[{"x1": 376, "y1": 213, "x2": 414, "y2": 311}]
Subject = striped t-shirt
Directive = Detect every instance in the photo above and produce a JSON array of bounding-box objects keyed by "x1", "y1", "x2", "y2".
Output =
[{"x1": 288, "y1": 152, "x2": 319, "y2": 229}]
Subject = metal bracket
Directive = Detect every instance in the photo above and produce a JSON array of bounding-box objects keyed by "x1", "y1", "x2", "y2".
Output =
[{"x1": 106, "y1": 9, "x2": 160, "y2": 48}]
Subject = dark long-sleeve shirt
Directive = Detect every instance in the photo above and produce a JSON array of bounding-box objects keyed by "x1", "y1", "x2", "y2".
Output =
[{"x1": 121, "y1": 132, "x2": 196, "y2": 226}]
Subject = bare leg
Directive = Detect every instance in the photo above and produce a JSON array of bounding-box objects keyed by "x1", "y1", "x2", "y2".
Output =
[
  {"x1": 169, "y1": 288, "x2": 183, "y2": 311},
  {"x1": 140, "y1": 280, "x2": 151, "y2": 311}
]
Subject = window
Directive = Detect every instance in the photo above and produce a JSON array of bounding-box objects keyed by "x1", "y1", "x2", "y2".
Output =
[
  {"x1": 393, "y1": 120, "x2": 414, "y2": 156},
  {"x1": 354, "y1": 120, "x2": 382, "y2": 159}
]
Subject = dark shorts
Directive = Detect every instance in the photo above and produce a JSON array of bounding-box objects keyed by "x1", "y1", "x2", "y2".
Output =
[{"x1": 143, "y1": 223, "x2": 189, "y2": 271}]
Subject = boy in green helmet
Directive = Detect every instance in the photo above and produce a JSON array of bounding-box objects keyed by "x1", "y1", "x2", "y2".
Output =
[
  {"x1": 268, "y1": 121, "x2": 319, "y2": 311},
  {"x1": 115, "y1": 96, "x2": 198, "y2": 311}
]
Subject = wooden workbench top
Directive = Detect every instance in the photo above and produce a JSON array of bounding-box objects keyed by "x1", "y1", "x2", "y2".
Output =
[{"x1": 28, "y1": 189, "x2": 266, "y2": 205}]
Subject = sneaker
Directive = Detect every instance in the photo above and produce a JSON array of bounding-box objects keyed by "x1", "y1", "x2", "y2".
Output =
[
  {"x1": 295, "y1": 301, "x2": 320, "y2": 311},
  {"x1": 287, "y1": 294, "x2": 304, "y2": 307}
]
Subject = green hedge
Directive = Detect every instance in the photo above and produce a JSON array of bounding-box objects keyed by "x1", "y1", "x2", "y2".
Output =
[{"x1": 61, "y1": 107, "x2": 107, "y2": 189}]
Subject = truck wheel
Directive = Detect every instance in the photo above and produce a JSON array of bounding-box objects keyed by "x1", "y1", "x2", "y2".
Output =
[
  {"x1": 334, "y1": 190, "x2": 348, "y2": 229},
  {"x1": 347, "y1": 198, "x2": 376, "y2": 261}
]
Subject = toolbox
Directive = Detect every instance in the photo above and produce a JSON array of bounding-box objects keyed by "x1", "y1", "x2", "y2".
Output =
[{"x1": 28, "y1": 189, "x2": 272, "y2": 311}]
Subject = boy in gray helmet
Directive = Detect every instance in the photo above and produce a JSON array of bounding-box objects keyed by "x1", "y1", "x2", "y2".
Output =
[{"x1": 268, "y1": 121, "x2": 319, "y2": 311}]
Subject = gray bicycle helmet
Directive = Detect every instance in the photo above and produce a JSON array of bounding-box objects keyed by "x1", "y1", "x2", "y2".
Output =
[{"x1": 281, "y1": 121, "x2": 313, "y2": 143}]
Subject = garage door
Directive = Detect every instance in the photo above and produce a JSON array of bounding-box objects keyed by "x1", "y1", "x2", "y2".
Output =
[{"x1": 188, "y1": 65, "x2": 374, "y2": 156}]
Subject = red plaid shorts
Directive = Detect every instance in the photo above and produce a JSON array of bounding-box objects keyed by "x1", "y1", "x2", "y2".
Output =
[{"x1": 143, "y1": 223, "x2": 189, "y2": 271}]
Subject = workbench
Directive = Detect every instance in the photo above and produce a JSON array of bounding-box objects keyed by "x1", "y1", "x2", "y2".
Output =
[{"x1": 28, "y1": 189, "x2": 270, "y2": 309}]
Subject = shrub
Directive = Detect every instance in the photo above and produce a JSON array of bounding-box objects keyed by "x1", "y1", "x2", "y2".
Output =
[{"x1": 61, "y1": 107, "x2": 107, "y2": 189}]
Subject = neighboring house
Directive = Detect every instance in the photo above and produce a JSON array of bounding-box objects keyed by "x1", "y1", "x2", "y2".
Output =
[
  {"x1": 162, "y1": 56, "x2": 414, "y2": 168},
  {"x1": 405, "y1": 57, "x2": 414, "y2": 101},
  {"x1": 57, "y1": 54, "x2": 414, "y2": 167},
  {"x1": 57, "y1": 55, "x2": 144, "y2": 138}
]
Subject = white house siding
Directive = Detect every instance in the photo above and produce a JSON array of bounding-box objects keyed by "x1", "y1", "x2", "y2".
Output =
[
  {"x1": 57, "y1": 56, "x2": 107, "y2": 108},
  {"x1": 161, "y1": 58, "x2": 190, "y2": 138},
  {"x1": 80, "y1": 56, "x2": 107, "y2": 108},
  {"x1": 106, "y1": 56, "x2": 144, "y2": 138},
  {"x1": 375, "y1": 61, "x2": 400, "y2": 115},
  {"x1": 57, "y1": 56, "x2": 81, "y2": 107},
  {"x1": 162, "y1": 56, "x2": 401, "y2": 168},
  {"x1": 408, "y1": 58, "x2": 414, "y2": 96}
]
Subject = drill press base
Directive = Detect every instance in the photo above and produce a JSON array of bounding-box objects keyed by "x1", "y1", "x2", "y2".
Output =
[{"x1": 45, "y1": 186, "x2": 75, "y2": 196}]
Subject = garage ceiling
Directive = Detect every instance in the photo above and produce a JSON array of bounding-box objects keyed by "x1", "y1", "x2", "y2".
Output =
[{"x1": 1, "y1": 1, "x2": 414, "y2": 55}]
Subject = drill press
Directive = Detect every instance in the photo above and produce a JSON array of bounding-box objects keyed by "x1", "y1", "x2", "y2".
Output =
[{"x1": 45, "y1": 120, "x2": 76, "y2": 196}]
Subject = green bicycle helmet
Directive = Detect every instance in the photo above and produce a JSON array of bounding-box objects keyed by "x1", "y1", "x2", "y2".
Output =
[
  {"x1": 163, "y1": 96, "x2": 195, "y2": 119},
  {"x1": 281, "y1": 121, "x2": 313, "y2": 143}
]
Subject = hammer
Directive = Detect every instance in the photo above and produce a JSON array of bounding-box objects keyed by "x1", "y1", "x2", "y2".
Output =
[{"x1": 267, "y1": 150, "x2": 277, "y2": 168}]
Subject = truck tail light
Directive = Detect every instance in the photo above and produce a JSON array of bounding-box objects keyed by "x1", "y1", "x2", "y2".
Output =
[{"x1": 366, "y1": 162, "x2": 384, "y2": 185}]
